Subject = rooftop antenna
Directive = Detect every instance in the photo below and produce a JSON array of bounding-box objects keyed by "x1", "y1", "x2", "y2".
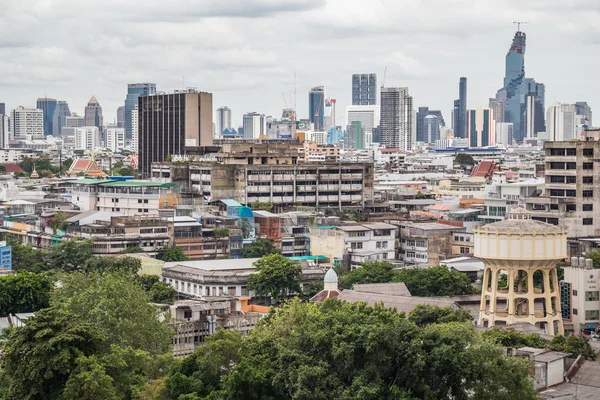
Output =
[{"x1": 513, "y1": 21, "x2": 529, "y2": 32}]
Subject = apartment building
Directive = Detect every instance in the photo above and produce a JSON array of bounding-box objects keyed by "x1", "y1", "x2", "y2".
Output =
[
  {"x1": 398, "y1": 222, "x2": 466, "y2": 265},
  {"x1": 151, "y1": 143, "x2": 373, "y2": 209},
  {"x1": 527, "y1": 129, "x2": 600, "y2": 240},
  {"x1": 70, "y1": 215, "x2": 172, "y2": 254},
  {"x1": 280, "y1": 211, "x2": 312, "y2": 257},
  {"x1": 309, "y1": 223, "x2": 396, "y2": 268},
  {"x1": 561, "y1": 257, "x2": 600, "y2": 334},
  {"x1": 70, "y1": 179, "x2": 178, "y2": 216}
]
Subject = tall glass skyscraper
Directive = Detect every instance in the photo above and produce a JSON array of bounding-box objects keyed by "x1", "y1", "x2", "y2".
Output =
[
  {"x1": 36, "y1": 97, "x2": 57, "y2": 136},
  {"x1": 496, "y1": 30, "x2": 545, "y2": 142},
  {"x1": 352, "y1": 73, "x2": 377, "y2": 105},
  {"x1": 52, "y1": 101, "x2": 71, "y2": 138},
  {"x1": 309, "y1": 86, "x2": 325, "y2": 131},
  {"x1": 125, "y1": 83, "x2": 156, "y2": 139}
]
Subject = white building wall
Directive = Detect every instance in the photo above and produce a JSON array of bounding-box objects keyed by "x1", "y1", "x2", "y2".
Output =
[
  {"x1": 106, "y1": 126, "x2": 125, "y2": 152},
  {"x1": 10, "y1": 107, "x2": 43, "y2": 138},
  {"x1": 74, "y1": 126, "x2": 100, "y2": 151},
  {"x1": 131, "y1": 107, "x2": 138, "y2": 153},
  {"x1": 0, "y1": 115, "x2": 9, "y2": 149},
  {"x1": 546, "y1": 103, "x2": 577, "y2": 141}
]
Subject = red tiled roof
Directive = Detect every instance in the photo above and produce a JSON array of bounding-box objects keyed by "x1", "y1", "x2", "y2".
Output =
[
  {"x1": 67, "y1": 158, "x2": 107, "y2": 177},
  {"x1": 310, "y1": 289, "x2": 341, "y2": 302},
  {"x1": 0, "y1": 163, "x2": 24, "y2": 173},
  {"x1": 470, "y1": 161, "x2": 495, "y2": 178}
]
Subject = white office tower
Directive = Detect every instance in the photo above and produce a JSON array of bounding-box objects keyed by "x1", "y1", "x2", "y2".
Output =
[
  {"x1": 0, "y1": 115, "x2": 8, "y2": 149},
  {"x1": 243, "y1": 112, "x2": 266, "y2": 139},
  {"x1": 216, "y1": 106, "x2": 232, "y2": 137},
  {"x1": 131, "y1": 107, "x2": 139, "y2": 152},
  {"x1": 346, "y1": 104, "x2": 380, "y2": 139},
  {"x1": 106, "y1": 125, "x2": 125, "y2": 152},
  {"x1": 546, "y1": 103, "x2": 577, "y2": 141},
  {"x1": 380, "y1": 87, "x2": 413, "y2": 152},
  {"x1": 10, "y1": 106, "x2": 43, "y2": 139},
  {"x1": 496, "y1": 122, "x2": 514, "y2": 147},
  {"x1": 74, "y1": 126, "x2": 100, "y2": 151}
]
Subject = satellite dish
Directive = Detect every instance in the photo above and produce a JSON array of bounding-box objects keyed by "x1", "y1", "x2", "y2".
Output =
[{"x1": 531, "y1": 189, "x2": 542, "y2": 197}]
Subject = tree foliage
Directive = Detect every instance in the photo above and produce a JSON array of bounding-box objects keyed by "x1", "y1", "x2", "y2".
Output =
[
  {"x1": 7, "y1": 238, "x2": 47, "y2": 273},
  {"x1": 157, "y1": 246, "x2": 190, "y2": 262},
  {"x1": 338, "y1": 261, "x2": 398, "y2": 289},
  {"x1": 395, "y1": 266, "x2": 478, "y2": 296},
  {"x1": 119, "y1": 246, "x2": 145, "y2": 254},
  {"x1": 247, "y1": 254, "x2": 302, "y2": 303},
  {"x1": 48, "y1": 212, "x2": 69, "y2": 233},
  {"x1": 164, "y1": 299, "x2": 537, "y2": 400},
  {"x1": 18, "y1": 157, "x2": 59, "y2": 175},
  {"x1": 240, "y1": 238, "x2": 279, "y2": 258},
  {"x1": 408, "y1": 304, "x2": 473, "y2": 327},
  {"x1": 138, "y1": 275, "x2": 177, "y2": 304},
  {"x1": 455, "y1": 153, "x2": 475, "y2": 166},
  {"x1": 549, "y1": 335, "x2": 596, "y2": 360},
  {"x1": 46, "y1": 239, "x2": 94, "y2": 272},
  {"x1": 0, "y1": 272, "x2": 52, "y2": 317}
]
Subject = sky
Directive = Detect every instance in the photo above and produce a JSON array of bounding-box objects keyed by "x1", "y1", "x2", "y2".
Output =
[{"x1": 1, "y1": 0, "x2": 599, "y2": 128}]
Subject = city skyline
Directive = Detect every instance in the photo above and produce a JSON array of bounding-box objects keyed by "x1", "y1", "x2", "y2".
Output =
[{"x1": 0, "y1": 1, "x2": 598, "y2": 129}]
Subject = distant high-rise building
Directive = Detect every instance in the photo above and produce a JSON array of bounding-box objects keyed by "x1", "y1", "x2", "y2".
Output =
[
  {"x1": 52, "y1": 101, "x2": 71, "y2": 138},
  {"x1": 61, "y1": 113, "x2": 85, "y2": 138},
  {"x1": 496, "y1": 122, "x2": 514, "y2": 147},
  {"x1": 380, "y1": 87, "x2": 413, "y2": 151},
  {"x1": 546, "y1": 103, "x2": 577, "y2": 141},
  {"x1": 423, "y1": 115, "x2": 441, "y2": 143},
  {"x1": 105, "y1": 125, "x2": 126, "y2": 152},
  {"x1": 309, "y1": 86, "x2": 325, "y2": 130},
  {"x1": 0, "y1": 103, "x2": 5, "y2": 115},
  {"x1": 74, "y1": 126, "x2": 100, "y2": 151},
  {"x1": 138, "y1": 90, "x2": 213, "y2": 178},
  {"x1": 216, "y1": 106, "x2": 232, "y2": 136},
  {"x1": 344, "y1": 121, "x2": 364, "y2": 149},
  {"x1": 36, "y1": 97, "x2": 57, "y2": 136},
  {"x1": 0, "y1": 114, "x2": 8, "y2": 148},
  {"x1": 352, "y1": 73, "x2": 377, "y2": 105},
  {"x1": 417, "y1": 107, "x2": 445, "y2": 142},
  {"x1": 84, "y1": 96, "x2": 103, "y2": 130},
  {"x1": 575, "y1": 102, "x2": 592, "y2": 126},
  {"x1": 323, "y1": 99, "x2": 337, "y2": 132},
  {"x1": 117, "y1": 106, "x2": 125, "y2": 128},
  {"x1": 131, "y1": 107, "x2": 139, "y2": 153},
  {"x1": 346, "y1": 105, "x2": 380, "y2": 139},
  {"x1": 496, "y1": 30, "x2": 545, "y2": 142},
  {"x1": 489, "y1": 98, "x2": 505, "y2": 123},
  {"x1": 10, "y1": 106, "x2": 43, "y2": 138},
  {"x1": 452, "y1": 99, "x2": 460, "y2": 137},
  {"x1": 125, "y1": 83, "x2": 156, "y2": 139},
  {"x1": 452, "y1": 78, "x2": 468, "y2": 138},
  {"x1": 242, "y1": 112, "x2": 266, "y2": 139},
  {"x1": 467, "y1": 108, "x2": 496, "y2": 147}
]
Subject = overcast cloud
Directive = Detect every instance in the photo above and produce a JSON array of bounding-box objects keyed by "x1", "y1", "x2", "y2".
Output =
[{"x1": 1, "y1": 0, "x2": 599, "y2": 127}]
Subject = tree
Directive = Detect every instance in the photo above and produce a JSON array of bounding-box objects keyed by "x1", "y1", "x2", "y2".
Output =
[
  {"x1": 0, "y1": 272, "x2": 52, "y2": 317},
  {"x1": 18, "y1": 157, "x2": 59, "y2": 175},
  {"x1": 408, "y1": 304, "x2": 473, "y2": 327},
  {"x1": 240, "y1": 238, "x2": 279, "y2": 258},
  {"x1": 549, "y1": 335, "x2": 596, "y2": 360},
  {"x1": 47, "y1": 239, "x2": 94, "y2": 272},
  {"x1": 49, "y1": 211, "x2": 69, "y2": 233},
  {"x1": 62, "y1": 157, "x2": 74, "y2": 173},
  {"x1": 338, "y1": 261, "x2": 398, "y2": 289},
  {"x1": 0, "y1": 307, "x2": 104, "y2": 400},
  {"x1": 7, "y1": 238, "x2": 47, "y2": 273},
  {"x1": 246, "y1": 254, "x2": 302, "y2": 303},
  {"x1": 138, "y1": 275, "x2": 177, "y2": 304},
  {"x1": 118, "y1": 167, "x2": 137, "y2": 177},
  {"x1": 584, "y1": 251, "x2": 600, "y2": 269},
  {"x1": 83, "y1": 256, "x2": 142, "y2": 276},
  {"x1": 482, "y1": 327, "x2": 549, "y2": 349},
  {"x1": 455, "y1": 153, "x2": 475, "y2": 166},
  {"x1": 394, "y1": 266, "x2": 478, "y2": 296},
  {"x1": 166, "y1": 299, "x2": 537, "y2": 399},
  {"x1": 156, "y1": 246, "x2": 189, "y2": 262},
  {"x1": 119, "y1": 246, "x2": 145, "y2": 254}
]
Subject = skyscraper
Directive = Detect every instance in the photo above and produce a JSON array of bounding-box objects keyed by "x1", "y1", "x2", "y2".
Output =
[
  {"x1": 216, "y1": 106, "x2": 232, "y2": 136},
  {"x1": 131, "y1": 107, "x2": 139, "y2": 153},
  {"x1": 346, "y1": 104, "x2": 380, "y2": 140},
  {"x1": 380, "y1": 87, "x2": 413, "y2": 151},
  {"x1": 0, "y1": 114, "x2": 8, "y2": 149},
  {"x1": 546, "y1": 103, "x2": 577, "y2": 141},
  {"x1": 467, "y1": 108, "x2": 496, "y2": 147},
  {"x1": 11, "y1": 106, "x2": 43, "y2": 138},
  {"x1": 138, "y1": 90, "x2": 213, "y2": 178},
  {"x1": 242, "y1": 112, "x2": 266, "y2": 139},
  {"x1": 53, "y1": 101, "x2": 71, "y2": 138},
  {"x1": 416, "y1": 107, "x2": 445, "y2": 143},
  {"x1": 496, "y1": 30, "x2": 545, "y2": 142},
  {"x1": 344, "y1": 121, "x2": 364, "y2": 149},
  {"x1": 117, "y1": 106, "x2": 125, "y2": 128},
  {"x1": 352, "y1": 73, "x2": 377, "y2": 105},
  {"x1": 452, "y1": 78, "x2": 468, "y2": 138},
  {"x1": 423, "y1": 115, "x2": 441, "y2": 143},
  {"x1": 84, "y1": 96, "x2": 103, "y2": 130},
  {"x1": 309, "y1": 86, "x2": 325, "y2": 130},
  {"x1": 36, "y1": 97, "x2": 57, "y2": 136},
  {"x1": 125, "y1": 83, "x2": 156, "y2": 139},
  {"x1": 489, "y1": 98, "x2": 505, "y2": 123},
  {"x1": 0, "y1": 103, "x2": 5, "y2": 115},
  {"x1": 452, "y1": 99, "x2": 460, "y2": 137},
  {"x1": 575, "y1": 102, "x2": 592, "y2": 126}
]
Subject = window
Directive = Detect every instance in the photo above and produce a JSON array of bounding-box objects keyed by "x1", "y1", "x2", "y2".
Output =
[
  {"x1": 566, "y1": 148, "x2": 577, "y2": 156},
  {"x1": 585, "y1": 310, "x2": 600, "y2": 321},
  {"x1": 550, "y1": 176, "x2": 565, "y2": 183},
  {"x1": 566, "y1": 190, "x2": 576, "y2": 197},
  {"x1": 583, "y1": 218, "x2": 593, "y2": 225},
  {"x1": 351, "y1": 242, "x2": 363, "y2": 250},
  {"x1": 584, "y1": 162, "x2": 594, "y2": 170},
  {"x1": 143, "y1": 209, "x2": 149, "y2": 212},
  {"x1": 583, "y1": 204, "x2": 593, "y2": 212},
  {"x1": 138, "y1": 209, "x2": 142, "y2": 212},
  {"x1": 549, "y1": 189, "x2": 564, "y2": 197},
  {"x1": 138, "y1": 199, "x2": 142, "y2": 203},
  {"x1": 583, "y1": 190, "x2": 594, "y2": 198},
  {"x1": 583, "y1": 176, "x2": 594, "y2": 184},
  {"x1": 144, "y1": 199, "x2": 149, "y2": 203},
  {"x1": 566, "y1": 176, "x2": 577, "y2": 184},
  {"x1": 585, "y1": 291, "x2": 599, "y2": 301},
  {"x1": 184, "y1": 310, "x2": 192, "y2": 319},
  {"x1": 583, "y1": 148, "x2": 594, "y2": 157},
  {"x1": 573, "y1": 308, "x2": 578, "y2": 315},
  {"x1": 460, "y1": 247, "x2": 470, "y2": 254},
  {"x1": 550, "y1": 204, "x2": 559, "y2": 210},
  {"x1": 566, "y1": 204, "x2": 576, "y2": 212},
  {"x1": 573, "y1": 290, "x2": 578, "y2": 296}
]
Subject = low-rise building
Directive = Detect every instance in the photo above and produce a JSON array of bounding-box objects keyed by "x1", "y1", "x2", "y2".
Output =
[
  {"x1": 398, "y1": 222, "x2": 465, "y2": 265},
  {"x1": 561, "y1": 257, "x2": 600, "y2": 334}
]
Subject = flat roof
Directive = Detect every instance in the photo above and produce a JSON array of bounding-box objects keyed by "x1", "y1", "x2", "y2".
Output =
[
  {"x1": 164, "y1": 258, "x2": 261, "y2": 271},
  {"x1": 99, "y1": 181, "x2": 177, "y2": 188}
]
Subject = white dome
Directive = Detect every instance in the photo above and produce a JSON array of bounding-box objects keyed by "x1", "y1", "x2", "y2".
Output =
[{"x1": 324, "y1": 268, "x2": 338, "y2": 283}]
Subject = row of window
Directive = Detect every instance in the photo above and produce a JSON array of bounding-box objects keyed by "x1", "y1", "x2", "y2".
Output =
[
  {"x1": 547, "y1": 148, "x2": 593, "y2": 157},
  {"x1": 166, "y1": 278, "x2": 249, "y2": 297},
  {"x1": 549, "y1": 189, "x2": 594, "y2": 198}
]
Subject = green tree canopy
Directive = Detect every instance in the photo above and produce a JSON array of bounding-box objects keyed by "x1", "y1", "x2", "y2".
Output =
[
  {"x1": 156, "y1": 246, "x2": 190, "y2": 262},
  {"x1": 47, "y1": 239, "x2": 94, "y2": 272},
  {"x1": 408, "y1": 304, "x2": 473, "y2": 327},
  {"x1": 164, "y1": 299, "x2": 537, "y2": 400},
  {"x1": 83, "y1": 256, "x2": 141, "y2": 276},
  {"x1": 455, "y1": 153, "x2": 475, "y2": 166},
  {"x1": 395, "y1": 266, "x2": 478, "y2": 296},
  {"x1": 247, "y1": 254, "x2": 302, "y2": 303},
  {"x1": 482, "y1": 327, "x2": 549, "y2": 349},
  {"x1": 119, "y1": 246, "x2": 145, "y2": 254},
  {"x1": 338, "y1": 261, "x2": 398, "y2": 289},
  {"x1": 240, "y1": 238, "x2": 279, "y2": 258},
  {"x1": 138, "y1": 275, "x2": 177, "y2": 304},
  {"x1": 18, "y1": 157, "x2": 59, "y2": 175},
  {"x1": 7, "y1": 238, "x2": 47, "y2": 273},
  {"x1": 0, "y1": 272, "x2": 52, "y2": 317},
  {"x1": 49, "y1": 211, "x2": 69, "y2": 232},
  {"x1": 549, "y1": 335, "x2": 596, "y2": 360}
]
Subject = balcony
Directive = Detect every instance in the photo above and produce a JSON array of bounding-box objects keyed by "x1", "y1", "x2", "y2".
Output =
[
  {"x1": 273, "y1": 175, "x2": 294, "y2": 182},
  {"x1": 341, "y1": 184, "x2": 363, "y2": 191},
  {"x1": 318, "y1": 185, "x2": 339, "y2": 191},
  {"x1": 341, "y1": 173, "x2": 363, "y2": 180},
  {"x1": 247, "y1": 186, "x2": 271, "y2": 193},
  {"x1": 247, "y1": 174, "x2": 272, "y2": 182},
  {"x1": 296, "y1": 174, "x2": 317, "y2": 181}
]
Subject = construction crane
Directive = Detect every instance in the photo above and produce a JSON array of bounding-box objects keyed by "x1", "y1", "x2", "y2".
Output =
[
  {"x1": 513, "y1": 21, "x2": 528, "y2": 31},
  {"x1": 282, "y1": 92, "x2": 289, "y2": 109},
  {"x1": 381, "y1": 66, "x2": 387, "y2": 88}
]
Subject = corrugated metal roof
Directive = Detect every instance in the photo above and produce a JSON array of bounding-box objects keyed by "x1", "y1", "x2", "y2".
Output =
[{"x1": 220, "y1": 199, "x2": 242, "y2": 207}]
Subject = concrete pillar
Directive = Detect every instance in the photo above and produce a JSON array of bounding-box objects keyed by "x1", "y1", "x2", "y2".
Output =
[
  {"x1": 489, "y1": 268, "x2": 499, "y2": 326},
  {"x1": 527, "y1": 268, "x2": 535, "y2": 325},
  {"x1": 507, "y1": 269, "x2": 516, "y2": 324}
]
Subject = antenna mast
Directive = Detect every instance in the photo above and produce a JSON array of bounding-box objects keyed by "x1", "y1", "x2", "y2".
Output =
[{"x1": 513, "y1": 21, "x2": 529, "y2": 31}]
